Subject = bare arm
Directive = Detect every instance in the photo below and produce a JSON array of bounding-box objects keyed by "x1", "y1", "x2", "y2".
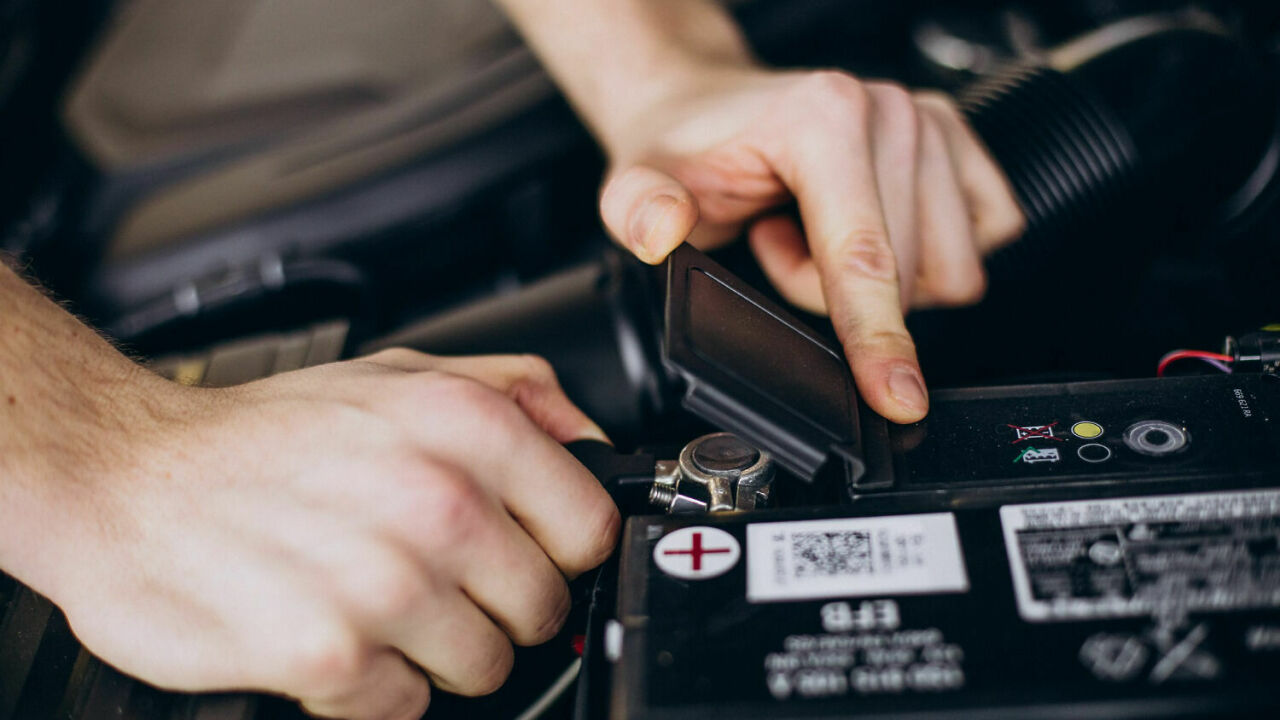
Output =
[
  {"x1": 0, "y1": 261, "x2": 166, "y2": 600},
  {"x1": 494, "y1": 0, "x2": 754, "y2": 151}
]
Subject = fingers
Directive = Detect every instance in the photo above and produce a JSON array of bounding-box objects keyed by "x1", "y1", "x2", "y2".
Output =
[
  {"x1": 749, "y1": 215, "x2": 826, "y2": 314},
  {"x1": 913, "y1": 110, "x2": 987, "y2": 307},
  {"x1": 451, "y1": 513, "x2": 572, "y2": 649},
  {"x1": 386, "y1": 586, "x2": 515, "y2": 697},
  {"x1": 439, "y1": 354, "x2": 608, "y2": 445},
  {"x1": 392, "y1": 469, "x2": 572, "y2": 649},
  {"x1": 298, "y1": 650, "x2": 430, "y2": 720},
  {"x1": 600, "y1": 164, "x2": 699, "y2": 263},
  {"x1": 257, "y1": 586, "x2": 431, "y2": 720},
  {"x1": 395, "y1": 375, "x2": 619, "y2": 577},
  {"x1": 757, "y1": 72, "x2": 927, "y2": 423},
  {"x1": 347, "y1": 349, "x2": 617, "y2": 636},
  {"x1": 363, "y1": 349, "x2": 609, "y2": 444},
  {"x1": 356, "y1": 367, "x2": 618, "y2": 578},
  {"x1": 915, "y1": 92, "x2": 1025, "y2": 252},
  {"x1": 864, "y1": 82, "x2": 922, "y2": 309},
  {"x1": 270, "y1": 467, "x2": 569, "y2": 705}
]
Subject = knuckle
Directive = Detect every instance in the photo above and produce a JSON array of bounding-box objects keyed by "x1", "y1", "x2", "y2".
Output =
[
  {"x1": 848, "y1": 327, "x2": 917, "y2": 358},
  {"x1": 353, "y1": 557, "x2": 425, "y2": 622},
  {"x1": 463, "y1": 640, "x2": 515, "y2": 696},
  {"x1": 920, "y1": 111, "x2": 946, "y2": 148},
  {"x1": 874, "y1": 83, "x2": 916, "y2": 120},
  {"x1": 390, "y1": 677, "x2": 432, "y2": 720},
  {"x1": 507, "y1": 354, "x2": 563, "y2": 405},
  {"x1": 915, "y1": 90, "x2": 963, "y2": 122},
  {"x1": 802, "y1": 71, "x2": 870, "y2": 123},
  {"x1": 991, "y1": 208, "x2": 1027, "y2": 245},
  {"x1": 370, "y1": 347, "x2": 428, "y2": 367},
  {"x1": 416, "y1": 373, "x2": 518, "y2": 429},
  {"x1": 419, "y1": 472, "x2": 489, "y2": 548},
  {"x1": 287, "y1": 625, "x2": 369, "y2": 698},
  {"x1": 836, "y1": 229, "x2": 899, "y2": 282},
  {"x1": 516, "y1": 354, "x2": 557, "y2": 383},
  {"x1": 873, "y1": 84, "x2": 922, "y2": 156},
  {"x1": 569, "y1": 497, "x2": 622, "y2": 573},
  {"x1": 937, "y1": 269, "x2": 988, "y2": 306},
  {"x1": 517, "y1": 578, "x2": 572, "y2": 646},
  {"x1": 418, "y1": 370, "x2": 479, "y2": 401}
]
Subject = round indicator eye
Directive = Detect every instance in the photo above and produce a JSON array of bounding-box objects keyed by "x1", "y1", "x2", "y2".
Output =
[
  {"x1": 1071, "y1": 421, "x2": 1104, "y2": 439},
  {"x1": 1077, "y1": 443, "x2": 1113, "y2": 463}
]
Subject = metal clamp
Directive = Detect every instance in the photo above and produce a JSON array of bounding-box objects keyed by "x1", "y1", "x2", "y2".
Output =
[{"x1": 648, "y1": 432, "x2": 775, "y2": 514}]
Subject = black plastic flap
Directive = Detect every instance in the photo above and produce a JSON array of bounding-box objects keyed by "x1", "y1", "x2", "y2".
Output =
[{"x1": 663, "y1": 244, "x2": 865, "y2": 484}]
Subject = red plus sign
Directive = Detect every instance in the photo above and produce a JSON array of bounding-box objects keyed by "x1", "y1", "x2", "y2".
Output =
[{"x1": 662, "y1": 531, "x2": 733, "y2": 571}]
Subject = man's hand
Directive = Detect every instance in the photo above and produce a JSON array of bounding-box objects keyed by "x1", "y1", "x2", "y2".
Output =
[
  {"x1": 499, "y1": 0, "x2": 1025, "y2": 424},
  {"x1": 0, "y1": 270, "x2": 618, "y2": 720},
  {"x1": 599, "y1": 73, "x2": 1024, "y2": 423}
]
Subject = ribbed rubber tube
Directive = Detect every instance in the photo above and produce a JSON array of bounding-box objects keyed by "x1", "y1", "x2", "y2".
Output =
[{"x1": 959, "y1": 64, "x2": 1142, "y2": 245}]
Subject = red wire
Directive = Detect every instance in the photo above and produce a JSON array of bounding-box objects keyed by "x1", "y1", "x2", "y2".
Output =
[{"x1": 1156, "y1": 350, "x2": 1234, "y2": 377}]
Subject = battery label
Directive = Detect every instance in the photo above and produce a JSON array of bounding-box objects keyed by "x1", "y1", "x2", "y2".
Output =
[
  {"x1": 746, "y1": 513, "x2": 969, "y2": 603},
  {"x1": 1000, "y1": 489, "x2": 1280, "y2": 622}
]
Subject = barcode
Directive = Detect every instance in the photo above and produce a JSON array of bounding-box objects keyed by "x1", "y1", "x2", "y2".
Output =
[
  {"x1": 791, "y1": 530, "x2": 872, "y2": 579},
  {"x1": 748, "y1": 514, "x2": 968, "y2": 602}
]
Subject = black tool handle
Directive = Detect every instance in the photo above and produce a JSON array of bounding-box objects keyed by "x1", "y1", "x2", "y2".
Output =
[{"x1": 565, "y1": 439, "x2": 659, "y2": 516}]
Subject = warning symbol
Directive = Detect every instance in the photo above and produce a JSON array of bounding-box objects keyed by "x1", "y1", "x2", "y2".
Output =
[
  {"x1": 1080, "y1": 633, "x2": 1149, "y2": 682},
  {"x1": 653, "y1": 526, "x2": 741, "y2": 580},
  {"x1": 1014, "y1": 446, "x2": 1061, "y2": 464},
  {"x1": 1079, "y1": 623, "x2": 1221, "y2": 684},
  {"x1": 1009, "y1": 422, "x2": 1064, "y2": 444},
  {"x1": 1148, "y1": 623, "x2": 1220, "y2": 684}
]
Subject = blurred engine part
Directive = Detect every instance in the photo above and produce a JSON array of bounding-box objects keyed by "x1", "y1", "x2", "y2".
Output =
[
  {"x1": 364, "y1": 251, "x2": 670, "y2": 446},
  {"x1": 961, "y1": 11, "x2": 1277, "y2": 252},
  {"x1": 63, "y1": 0, "x2": 554, "y2": 255}
]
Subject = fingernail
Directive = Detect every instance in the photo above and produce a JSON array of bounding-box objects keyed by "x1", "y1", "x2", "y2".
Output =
[
  {"x1": 581, "y1": 422, "x2": 613, "y2": 446},
  {"x1": 629, "y1": 195, "x2": 679, "y2": 260},
  {"x1": 887, "y1": 365, "x2": 928, "y2": 414}
]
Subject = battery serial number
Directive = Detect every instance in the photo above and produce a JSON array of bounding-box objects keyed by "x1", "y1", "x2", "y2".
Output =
[
  {"x1": 851, "y1": 664, "x2": 965, "y2": 694},
  {"x1": 1234, "y1": 388, "x2": 1254, "y2": 418}
]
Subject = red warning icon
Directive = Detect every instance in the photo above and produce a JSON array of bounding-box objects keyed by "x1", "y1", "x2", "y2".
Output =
[{"x1": 1009, "y1": 422, "x2": 1064, "y2": 444}]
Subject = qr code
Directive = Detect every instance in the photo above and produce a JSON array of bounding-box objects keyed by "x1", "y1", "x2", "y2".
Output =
[{"x1": 791, "y1": 530, "x2": 872, "y2": 579}]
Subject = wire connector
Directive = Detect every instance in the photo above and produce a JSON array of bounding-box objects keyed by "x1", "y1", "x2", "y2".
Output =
[{"x1": 1226, "y1": 329, "x2": 1280, "y2": 375}]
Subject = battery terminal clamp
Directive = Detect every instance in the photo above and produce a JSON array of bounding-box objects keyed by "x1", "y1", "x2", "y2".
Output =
[
  {"x1": 649, "y1": 433, "x2": 775, "y2": 514},
  {"x1": 568, "y1": 432, "x2": 775, "y2": 516}
]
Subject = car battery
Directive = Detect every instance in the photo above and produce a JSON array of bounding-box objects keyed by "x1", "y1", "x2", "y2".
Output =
[
  {"x1": 603, "y1": 486, "x2": 1280, "y2": 719},
  {"x1": 581, "y1": 246, "x2": 1280, "y2": 719}
]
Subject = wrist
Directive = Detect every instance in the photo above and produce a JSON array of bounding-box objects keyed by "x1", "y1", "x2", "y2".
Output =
[
  {"x1": 0, "y1": 348, "x2": 191, "y2": 603},
  {"x1": 497, "y1": 0, "x2": 758, "y2": 158},
  {"x1": 594, "y1": 58, "x2": 760, "y2": 161}
]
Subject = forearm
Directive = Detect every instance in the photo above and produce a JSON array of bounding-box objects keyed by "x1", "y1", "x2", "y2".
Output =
[
  {"x1": 0, "y1": 261, "x2": 169, "y2": 597},
  {"x1": 495, "y1": 0, "x2": 757, "y2": 152}
]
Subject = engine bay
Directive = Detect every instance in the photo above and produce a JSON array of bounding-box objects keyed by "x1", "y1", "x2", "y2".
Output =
[{"x1": 2, "y1": 1, "x2": 1280, "y2": 719}]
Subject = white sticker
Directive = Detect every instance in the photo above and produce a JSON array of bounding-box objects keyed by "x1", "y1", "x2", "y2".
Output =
[
  {"x1": 653, "y1": 526, "x2": 741, "y2": 580},
  {"x1": 1000, "y1": 489, "x2": 1280, "y2": 622},
  {"x1": 745, "y1": 513, "x2": 969, "y2": 603}
]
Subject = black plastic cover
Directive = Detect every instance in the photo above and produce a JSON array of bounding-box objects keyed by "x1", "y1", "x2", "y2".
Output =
[{"x1": 663, "y1": 244, "x2": 864, "y2": 484}]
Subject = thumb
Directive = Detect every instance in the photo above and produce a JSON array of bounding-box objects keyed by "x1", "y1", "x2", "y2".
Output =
[{"x1": 600, "y1": 165, "x2": 699, "y2": 264}]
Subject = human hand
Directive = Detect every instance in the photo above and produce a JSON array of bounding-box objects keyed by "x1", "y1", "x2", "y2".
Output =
[
  {"x1": 598, "y1": 70, "x2": 1024, "y2": 423},
  {"x1": 40, "y1": 350, "x2": 618, "y2": 720}
]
